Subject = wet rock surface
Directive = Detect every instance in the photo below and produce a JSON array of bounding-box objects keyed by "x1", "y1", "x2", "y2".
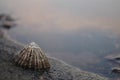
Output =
[{"x1": 0, "y1": 28, "x2": 108, "y2": 80}]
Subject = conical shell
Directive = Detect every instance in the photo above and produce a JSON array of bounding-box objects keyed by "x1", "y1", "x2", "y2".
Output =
[{"x1": 14, "y1": 42, "x2": 50, "y2": 71}]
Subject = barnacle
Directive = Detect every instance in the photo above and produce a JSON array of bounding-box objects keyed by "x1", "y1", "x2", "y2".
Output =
[{"x1": 14, "y1": 42, "x2": 50, "y2": 71}]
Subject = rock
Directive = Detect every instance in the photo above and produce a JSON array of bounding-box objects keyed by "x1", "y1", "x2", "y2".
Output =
[
  {"x1": 111, "y1": 67, "x2": 120, "y2": 73},
  {"x1": 105, "y1": 54, "x2": 120, "y2": 64},
  {"x1": 0, "y1": 29, "x2": 108, "y2": 80},
  {"x1": 0, "y1": 14, "x2": 16, "y2": 30}
]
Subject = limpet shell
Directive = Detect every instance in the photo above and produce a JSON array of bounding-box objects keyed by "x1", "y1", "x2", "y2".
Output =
[{"x1": 14, "y1": 42, "x2": 50, "y2": 71}]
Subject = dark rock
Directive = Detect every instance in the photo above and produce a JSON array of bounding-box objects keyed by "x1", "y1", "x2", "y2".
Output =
[
  {"x1": 0, "y1": 29, "x2": 108, "y2": 80},
  {"x1": 111, "y1": 67, "x2": 120, "y2": 73},
  {"x1": 0, "y1": 14, "x2": 16, "y2": 30},
  {"x1": 105, "y1": 54, "x2": 120, "y2": 64}
]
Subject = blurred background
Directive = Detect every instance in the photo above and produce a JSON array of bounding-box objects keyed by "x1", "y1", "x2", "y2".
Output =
[{"x1": 0, "y1": 0, "x2": 120, "y2": 79}]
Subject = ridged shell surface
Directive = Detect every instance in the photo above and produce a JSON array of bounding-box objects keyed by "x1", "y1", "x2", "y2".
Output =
[{"x1": 14, "y1": 42, "x2": 50, "y2": 71}]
